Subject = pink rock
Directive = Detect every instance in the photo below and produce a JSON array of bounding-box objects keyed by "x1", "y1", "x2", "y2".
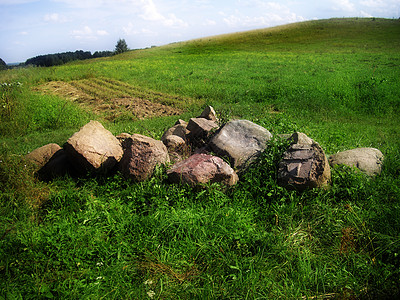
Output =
[
  {"x1": 119, "y1": 134, "x2": 170, "y2": 182},
  {"x1": 167, "y1": 153, "x2": 238, "y2": 186}
]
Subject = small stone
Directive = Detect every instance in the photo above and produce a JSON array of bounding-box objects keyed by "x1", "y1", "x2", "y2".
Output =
[{"x1": 198, "y1": 106, "x2": 218, "y2": 122}]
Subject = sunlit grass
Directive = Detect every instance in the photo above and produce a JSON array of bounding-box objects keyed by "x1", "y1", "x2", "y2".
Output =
[{"x1": 1, "y1": 18, "x2": 400, "y2": 299}]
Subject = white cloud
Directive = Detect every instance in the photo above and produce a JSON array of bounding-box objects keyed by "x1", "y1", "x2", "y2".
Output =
[
  {"x1": 360, "y1": 0, "x2": 385, "y2": 8},
  {"x1": 139, "y1": 0, "x2": 188, "y2": 27},
  {"x1": 96, "y1": 30, "x2": 109, "y2": 36},
  {"x1": 332, "y1": 0, "x2": 356, "y2": 12},
  {"x1": 44, "y1": 13, "x2": 68, "y2": 23},
  {"x1": 122, "y1": 22, "x2": 158, "y2": 36},
  {"x1": 19, "y1": 31, "x2": 28, "y2": 35},
  {"x1": 360, "y1": 10, "x2": 373, "y2": 17},
  {"x1": 203, "y1": 19, "x2": 217, "y2": 26},
  {"x1": 70, "y1": 26, "x2": 108, "y2": 40},
  {"x1": 223, "y1": 12, "x2": 304, "y2": 28}
]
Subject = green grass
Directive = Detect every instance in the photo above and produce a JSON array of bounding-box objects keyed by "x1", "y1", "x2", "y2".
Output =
[{"x1": 1, "y1": 18, "x2": 400, "y2": 299}]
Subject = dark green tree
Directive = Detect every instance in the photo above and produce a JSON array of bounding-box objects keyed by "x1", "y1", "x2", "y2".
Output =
[{"x1": 114, "y1": 38, "x2": 129, "y2": 54}]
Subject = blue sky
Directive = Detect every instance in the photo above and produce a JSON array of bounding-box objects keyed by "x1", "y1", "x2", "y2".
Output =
[{"x1": 1, "y1": 0, "x2": 399, "y2": 63}]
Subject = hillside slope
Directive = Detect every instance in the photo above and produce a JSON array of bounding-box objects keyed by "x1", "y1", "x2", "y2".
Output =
[{"x1": 119, "y1": 18, "x2": 400, "y2": 57}]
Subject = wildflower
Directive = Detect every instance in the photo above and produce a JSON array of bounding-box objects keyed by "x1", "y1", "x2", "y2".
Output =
[
  {"x1": 96, "y1": 262, "x2": 104, "y2": 267},
  {"x1": 147, "y1": 290, "x2": 155, "y2": 298},
  {"x1": 144, "y1": 279, "x2": 153, "y2": 285}
]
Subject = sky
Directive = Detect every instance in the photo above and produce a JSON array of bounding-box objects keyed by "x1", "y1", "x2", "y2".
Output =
[{"x1": 0, "y1": 0, "x2": 399, "y2": 63}]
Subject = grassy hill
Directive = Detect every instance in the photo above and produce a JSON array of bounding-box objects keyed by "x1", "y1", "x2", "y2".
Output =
[{"x1": 1, "y1": 18, "x2": 400, "y2": 299}]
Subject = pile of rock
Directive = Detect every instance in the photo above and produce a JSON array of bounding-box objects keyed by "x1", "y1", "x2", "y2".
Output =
[{"x1": 25, "y1": 106, "x2": 384, "y2": 191}]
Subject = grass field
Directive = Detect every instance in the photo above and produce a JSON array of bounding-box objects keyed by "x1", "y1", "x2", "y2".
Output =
[{"x1": 1, "y1": 18, "x2": 400, "y2": 299}]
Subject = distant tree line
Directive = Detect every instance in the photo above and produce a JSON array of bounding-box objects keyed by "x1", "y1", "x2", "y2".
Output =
[{"x1": 25, "y1": 50, "x2": 114, "y2": 67}]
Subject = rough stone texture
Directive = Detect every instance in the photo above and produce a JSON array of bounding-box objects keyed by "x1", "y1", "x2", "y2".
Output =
[
  {"x1": 328, "y1": 147, "x2": 384, "y2": 176},
  {"x1": 164, "y1": 135, "x2": 186, "y2": 150},
  {"x1": 209, "y1": 119, "x2": 273, "y2": 170},
  {"x1": 186, "y1": 118, "x2": 219, "y2": 142},
  {"x1": 167, "y1": 153, "x2": 238, "y2": 186},
  {"x1": 278, "y1": 143, "x2": 331, "y2": 191},
  {"x1": 198, "y1": 105, "x2": 218, "y2": 122},
  {"x1": 64, "y1": 121, "x2": 123, "y2": 174},
  {"x1": 119, "y1": 134, "x2": 170, "y2": 182},
  {"x1": 161, "y1": 124, "x2": 187, "y2": 143},
  {"x1": 26, "y1": 143, "x2": 62, "y2": 168}
]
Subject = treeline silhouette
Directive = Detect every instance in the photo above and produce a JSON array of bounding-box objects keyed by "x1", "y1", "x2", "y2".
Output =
[{"x1": 25, "y1": 50, "x2": 113, "y2": 67}]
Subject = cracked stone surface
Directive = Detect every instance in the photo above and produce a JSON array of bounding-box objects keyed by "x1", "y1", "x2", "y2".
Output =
[
  {"x1": 278, "y1": 143, "x2": 331, "y2": 190},
  {"x1": 64, "y1": 120, "x2": 123, "y2": 174}
]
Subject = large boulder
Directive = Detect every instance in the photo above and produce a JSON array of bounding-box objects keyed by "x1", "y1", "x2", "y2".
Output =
[
  {"x1": 209, "y1": 120, "x2": 273, "y2": 171},
  {"x1": 119, "y1": 134, "x2": 170, "y2": 182},
  {"x1": 329, "y1": 147, "x2": 384, "y2": 176},
  {"x1": 167, "y1": 153, "x2": 238, "y2": 186},
  {"x1": 64, "y1": 121, "x2": 123, "y2": 174},
  {"x1": 278, "y1": 140, "x2": 331, "y2": 191}
]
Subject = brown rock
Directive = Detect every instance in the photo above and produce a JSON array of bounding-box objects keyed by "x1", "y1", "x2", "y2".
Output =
[
  {"x1": 119, "y1": 134, "x2": 170, "y2": 182},
  {"x1": 26, "y1": 143, "x2": 62, "y2": 168},
  {"x1": 186, "y1": 117, "x2": 219, "y2": 146},
  {"x1": 25, "y1": 144, "x2": 74, "y2": 180},
  {"x1": 161, "y1": 124, "x2": 187, "y2": 143},
  {"x1": 175, "y1": 119, "x2": 188, "y2": 126},
  {"x1": 278, "y1": 143, "x2": 331, "y2": 191},
  {"x1": 164, "y1": 135, "x2": 186, "y2": 151},
  {"x1": 116, "y1": 133, "x2": 131, "y2": 145},
  {"x1": 64, "y1": 121, "x2": 123, "y2": 174},
  {"x1": 167, "y1": 153, "x2": 238, "y2": 186},
  {"x1": 198, "y1": 106, "x2": 218, "y2": 122}
]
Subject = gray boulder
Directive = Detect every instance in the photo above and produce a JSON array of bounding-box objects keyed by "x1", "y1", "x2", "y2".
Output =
[
  {"x1": 328, "y1": 147, "x2": 384, "y2": 176},
  {"x1": 209, "y1": 119, "x2": 273, "y2": 170},
  {"x1": 119, "y1": 134, "x2": 170, "y2": 182},
  {"x1": 167, "y1": 153, "x2": 238, "y2": 186},
  {"x1": 278, "y1": 141, "x2": 331, "y2": 191},
  {"x1": 64, "y1": 121, "x2": 123, "y2": 174}
]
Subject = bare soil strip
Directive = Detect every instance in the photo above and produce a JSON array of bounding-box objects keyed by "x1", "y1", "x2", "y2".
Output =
[{"x1": 34, "y1": 79, "x2": 186, "y2": 121}]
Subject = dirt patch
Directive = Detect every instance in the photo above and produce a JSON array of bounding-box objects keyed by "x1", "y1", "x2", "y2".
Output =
[{"x1": 34, "y1": 81, "x2": 183, "y2": 121}]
